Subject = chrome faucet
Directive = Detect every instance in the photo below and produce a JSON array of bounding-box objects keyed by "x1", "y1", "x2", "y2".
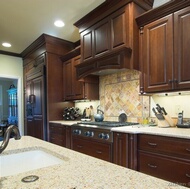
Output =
[{"x1": 0, "y1": 125, "x2": 21, "y2": 153}]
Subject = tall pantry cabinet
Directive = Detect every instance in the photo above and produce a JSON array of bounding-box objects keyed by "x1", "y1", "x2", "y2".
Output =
[{"x1": 22, "y1": 34, "x2": 74, "y2": 140}]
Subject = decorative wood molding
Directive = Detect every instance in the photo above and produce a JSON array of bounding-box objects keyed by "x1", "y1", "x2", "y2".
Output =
[
  {"x1": 0, "y1": 50, "x2": 22, "y2": 57},
  {"x1": 136, "y1": 0, "x2": 190, "y2": 27}
]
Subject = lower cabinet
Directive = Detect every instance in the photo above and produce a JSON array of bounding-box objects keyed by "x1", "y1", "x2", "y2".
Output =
[
  {"x1": 138, "y1": 134, "x2": 190, "y2": 187},
  {"x1": 49, "y1": 123, "x2": 71, "y2": 148},
  {"x1": 72, "y1": 136, "x2": 112, "y2": 162},
  {"x1": 113, "y1": 132, "x2": 137, "y2": 170}
]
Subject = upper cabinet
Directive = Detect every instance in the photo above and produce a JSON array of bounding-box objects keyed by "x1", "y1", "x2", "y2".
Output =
[
  {"x1": 74, "y1": 0, "x2": 153, "y2": 79},
  {"x1": 136, "y1": 1, "x2": 190, "y2": 93},
  {"x1": 62, "y1": 52, "x2": 99, "y2": 101}
]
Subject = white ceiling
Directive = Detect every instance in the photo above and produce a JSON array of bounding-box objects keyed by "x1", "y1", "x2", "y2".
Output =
[{"x1": 0, "y1": 0, "x2": 105, "y2": 54}]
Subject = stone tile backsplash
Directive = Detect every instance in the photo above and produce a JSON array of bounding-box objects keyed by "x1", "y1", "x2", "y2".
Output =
[{"x1": 99, "y1": 70, "x2": 149, "y2": 123}]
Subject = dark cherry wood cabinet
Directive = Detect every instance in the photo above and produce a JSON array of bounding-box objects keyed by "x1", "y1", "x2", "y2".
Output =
[
  {"x1": 63, "y1": 55, "x2": 84, "y2": 100},
  {"x1": 72, "y1": 136, "x2": 112, "y2": 162},
  {"x1": 140, "y1": 14, "x2": 173, "y2": 93},
  {"x1": 63, "y1": 55, "x2": 99, "y2": 101},
  {"x1": 137, "y1": 2, "x2": 190, "y2": 93},
  {"x1": 49, "y1": 123, "x2": 71, "y2": 148},
  {"x1": 23, "y1": 34, "x2": 74, "y2": 141},
  {"x1": 137, "y1": 134, "x2": 190, "y2": 187},
  {"x1": 74, "y1": 1, "x2": 152, "y2": 78},
  {"x1": 174, "y1": 7, "x2": 190, "y2": 91},
  {"x1": 113, "y1": 132, "x2": 137, "y2": 170}
]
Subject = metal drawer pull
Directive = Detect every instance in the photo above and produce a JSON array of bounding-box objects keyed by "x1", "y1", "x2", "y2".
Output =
[
  {"x1": 186, "y1": 174, "x2": 190, "y2": 178},
  {"x1": 148, "y1": 142, "x2": 157, "y2": 146},
  {"x1": 186, "y1": 148, "x2": 190, "y2": 152},
  {"x1": 148, "y1": 164, "x2": 157, "y2": 169},
  {"x1": 77, "y1": 145, "x2": 83, "y2": 148},
  {"x1": 96, "y1": 150, "x2": 102, "y2": 154}
]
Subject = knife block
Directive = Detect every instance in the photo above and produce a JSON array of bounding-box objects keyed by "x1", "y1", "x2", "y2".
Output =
[
  {"x1": 164, "y1": 115, "x2": 175, "y2": 127},
  {"x1": 157, "y1": 119, "x2": 170, "y2": 127}
]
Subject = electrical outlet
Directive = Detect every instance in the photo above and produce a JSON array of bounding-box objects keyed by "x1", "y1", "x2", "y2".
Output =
[{"x1": 175, "y1": 105, "x2": 181, "y2": 115}]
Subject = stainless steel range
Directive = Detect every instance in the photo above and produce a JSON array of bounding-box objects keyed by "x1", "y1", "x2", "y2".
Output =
[{"x1": 71, "y1": 121, "x2": 139, "y2": 143}]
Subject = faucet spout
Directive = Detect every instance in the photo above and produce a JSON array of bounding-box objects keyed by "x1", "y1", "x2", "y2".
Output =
[{"x1": 0, "y1": 125, "x2": 21, "y2": 154}]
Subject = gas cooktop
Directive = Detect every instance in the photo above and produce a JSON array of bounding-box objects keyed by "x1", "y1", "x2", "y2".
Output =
[{"x1": 77, "y1": 121, "x2": 139, "y2": 127}]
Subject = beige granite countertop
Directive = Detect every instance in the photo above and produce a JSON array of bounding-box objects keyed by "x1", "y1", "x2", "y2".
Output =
[
  {"x1": 49, "y1": 120, "x2": 78, "y2": 125},
  {"x1": 111, "y1": 125, "x2": 190, "y2": 139},
  {"x1": 0, "y1": 136, "x2": 187, "y2": 189}
]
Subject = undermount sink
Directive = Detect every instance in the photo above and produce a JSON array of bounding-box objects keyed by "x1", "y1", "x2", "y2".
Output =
[{"x1": 0, "y1": 149, "x2": 64, "y2": 177}]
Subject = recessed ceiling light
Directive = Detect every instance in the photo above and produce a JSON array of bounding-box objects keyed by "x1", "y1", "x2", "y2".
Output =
[
  {"x1": 2, "y1": 42, "x2": 11, "y2": 47},
  {"x1": 54, "y1": 20, "x2": 65, "y2": 27}
]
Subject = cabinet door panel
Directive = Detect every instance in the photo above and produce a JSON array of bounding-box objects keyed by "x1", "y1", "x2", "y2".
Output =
[
  {"x1": 143, "y1": 14, "x2": 173, "y2": 92},
  {"x1": 33, "y1": 117, "x2": 43, "y2": 139},
  {"x1": 94, "y1": 21, "x2": 110, "y2": 57},
  {"x1": 81, "y1": 31, "x2": 93, "y2": 61},
  {"x1": 33, "y1": 77, "x2": 43, "y2": 116},
  {"x1": 174, "y1": 7, "x2": 190, "y2": 89},
  {"x1": 113, "y1": 132, "x2": 129, "y2": 167},
  {"x1": 111, "y1": 9, "x2": 126, "y2": 49},
  {"x1": 63, "y1": 59, "x2": 72, "y2": 99},
  {"x1": 72, "y1": 56, "x2": 84, "y2": 98}
]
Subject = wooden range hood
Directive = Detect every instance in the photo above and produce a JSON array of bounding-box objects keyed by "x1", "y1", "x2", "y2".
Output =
[{"x1": 74, "y1": 0, "x2": 153, "y2": 79}]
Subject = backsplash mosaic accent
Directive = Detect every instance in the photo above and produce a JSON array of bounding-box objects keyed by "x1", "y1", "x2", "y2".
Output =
[{"x1": 99, "y1": 70, "x2": 150, "y2": 123}]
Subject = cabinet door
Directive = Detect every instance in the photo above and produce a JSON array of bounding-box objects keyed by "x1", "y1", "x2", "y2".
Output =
[
  {"x1": 111, "y1": 7, "x2": 127, "y2": 50},
  {"x1": 63, "y1": 56, "x2": 84, "y2": 100},
  {"x1": 94, "y1": 19, "x2": 110, "y2": 57},
  {"x1": 142, "y1": 14, "x2": 173, "y2": 92},
  {"x1": 63, "y1": 59, "x2": 73, "y2": 99},
  {"x1": 113, "y1": 132, "x2": 129, "y2": 167},
  {"x1": 72, "y1": 56, "x2": 84, "y2": 99},
  {"x1": 81, "y1": 30, "x2": 93, "y2": 61},
  {"x1": 174, "y1": 7, "x2": 190, "y2": 90}
]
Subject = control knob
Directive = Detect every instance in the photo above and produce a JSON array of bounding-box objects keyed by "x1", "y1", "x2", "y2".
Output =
[
  {"x1": 104, "y1": 134, "x2": 109, "y2": 140},
  {"x1": 85, "y1": 131, "x2": 94, "y2": 137},
  {"x1": 73, "y1": 129, "x2": 81, "y2": 135},
  {"x1": 98, "y1": 133, "x2": 109, "y2": 140},
  {"x1": 98, "y1": 133, "x2": 105, "y2": 139}
]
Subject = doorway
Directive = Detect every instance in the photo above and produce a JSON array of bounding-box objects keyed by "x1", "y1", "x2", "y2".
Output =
[{"x1": 0, "y1": 76, "x2": 23, "y2": 135}]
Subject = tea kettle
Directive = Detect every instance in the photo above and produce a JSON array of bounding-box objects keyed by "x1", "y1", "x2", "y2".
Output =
[{"x1": 94, "y1": 105, "x2": 104, "y2": 122}]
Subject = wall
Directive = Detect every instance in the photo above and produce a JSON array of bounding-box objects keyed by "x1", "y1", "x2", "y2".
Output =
[
  {"x1": 151, "y1": 93, "x2": 190, "y2": 119},
  {"x1": 0, "y1": 54, "x2": 23, "y2": 135}
]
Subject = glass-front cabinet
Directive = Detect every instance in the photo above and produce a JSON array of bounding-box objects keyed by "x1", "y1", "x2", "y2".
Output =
[{"x1": 7, "y1": 86, "x2": 18, "y2": 125}]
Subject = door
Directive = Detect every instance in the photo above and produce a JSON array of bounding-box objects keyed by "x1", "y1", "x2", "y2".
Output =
[
  {"x1": 174, "y1": 7, "x2": 190, "y2": 90},
  {"x1": 142, "y1": 14, "x2": 173, "y2": 92}
]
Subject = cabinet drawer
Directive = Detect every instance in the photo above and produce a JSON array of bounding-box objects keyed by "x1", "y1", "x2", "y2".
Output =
[
  {"x1": 138, "y1": 134, "x2": 190, "y2": 159},
  {"x1": 49, "y1": 125, "x2": 65, "y2": 134},
  {"x1": 49, "y1": 137, "x2": 65, "y2": 146},
  {"x1": 138, "y1": 152, "x2": 190, "y2": 187},
  {"x1": 72, "y1": 137, "x2": 112, "y2": 162}
]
